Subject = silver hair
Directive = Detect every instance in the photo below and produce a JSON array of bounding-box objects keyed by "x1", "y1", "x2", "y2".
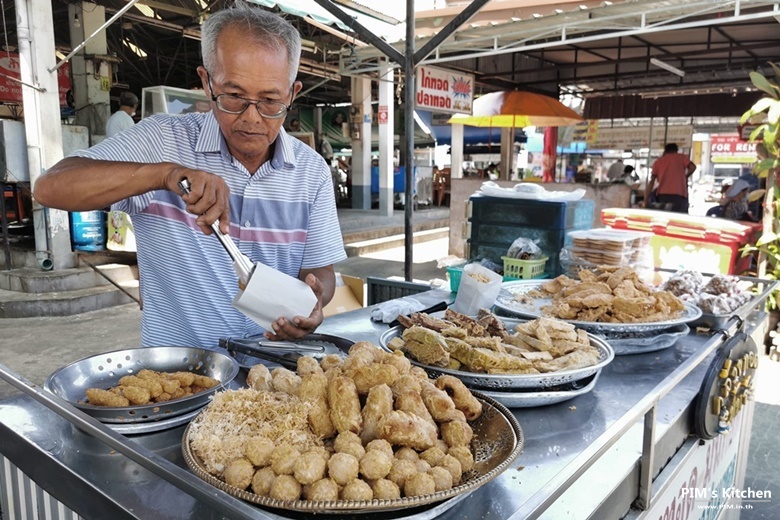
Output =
[{"x1": 201, "y1": 1, "x2": 301, "y2": 86}]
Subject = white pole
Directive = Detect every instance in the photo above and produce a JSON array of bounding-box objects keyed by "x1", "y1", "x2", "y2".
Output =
[{"x1": 378, "y1": 60, "x2": 394, "y2": 217}]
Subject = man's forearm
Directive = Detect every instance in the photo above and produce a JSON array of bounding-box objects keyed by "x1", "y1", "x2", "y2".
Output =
[{"x1": 34, "y1": 157, "x2": 172, "y2": 211}]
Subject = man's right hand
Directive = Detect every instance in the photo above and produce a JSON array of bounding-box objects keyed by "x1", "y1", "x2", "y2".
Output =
[{"x1": 164, "y1": 167, "x2": 231, "y2": 235}]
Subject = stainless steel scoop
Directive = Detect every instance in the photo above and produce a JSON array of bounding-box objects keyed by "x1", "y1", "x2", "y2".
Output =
[{"x1": 178, "y1": 178, "x2": 254, "y2": 286}]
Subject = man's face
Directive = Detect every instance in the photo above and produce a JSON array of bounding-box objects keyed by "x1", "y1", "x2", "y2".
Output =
[{"x1": 198, "y1": 27, "x2": 302, "y2": 171}]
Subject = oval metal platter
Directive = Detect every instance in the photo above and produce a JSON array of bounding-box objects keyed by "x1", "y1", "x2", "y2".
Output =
[
  {"x1": 379, "y1": 316, "x2": 614, "y2": 390},
  {"x1": 478, "y1": 371, "x2": 601, "y2": 408},
  {"x1": 602, "y1": 324, "x2": 690, "y2": 356},
  {"x1": 495, "y1": 279, "x2": 703, "y2": 334}
]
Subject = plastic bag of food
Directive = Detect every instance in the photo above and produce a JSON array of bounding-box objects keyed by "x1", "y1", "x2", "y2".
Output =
[
  {"x1": 451, "y1": 263, "x2": 503, "y2": 315},
  {"x1": 506, "y1": 237, "x2": 542, "y2": 260}
]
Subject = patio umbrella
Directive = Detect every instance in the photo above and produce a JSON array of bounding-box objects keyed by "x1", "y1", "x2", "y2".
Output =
[{"x1": 447, "y1": 90, "x2": 583, "y2": 128}]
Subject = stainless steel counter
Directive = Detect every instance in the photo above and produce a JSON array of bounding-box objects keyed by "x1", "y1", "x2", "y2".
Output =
[{"x1": 0, "y1": 289, "x2": 761, "y2": 520}]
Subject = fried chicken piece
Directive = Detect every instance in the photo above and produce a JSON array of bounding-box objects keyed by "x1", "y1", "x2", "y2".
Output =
[
  {"x1": 401, "y1": 326, "x2": 450, "y2": 367},
  {"x1": 435, "y1": 375, "x2": 482, "y2": 421},
  {"x1": 86, "y1": 387, "x2": 130, "y2": 407},
  {"x1": 446, "y1": 337, "x2": 535, "y2": 373},
  {"x1": 377, "y1": 410, "x2": 438, "y2": 450},
  {"x1": 120, "y1": 384, "x2": 151, "y2": 405},
  {"x1": 118, "y1": 375, "x2": 163, "y2": 398}
]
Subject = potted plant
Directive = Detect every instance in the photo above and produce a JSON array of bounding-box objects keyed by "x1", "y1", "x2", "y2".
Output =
[{"x1": 740, "y1": 62, "x2": 780, "y2": 357}]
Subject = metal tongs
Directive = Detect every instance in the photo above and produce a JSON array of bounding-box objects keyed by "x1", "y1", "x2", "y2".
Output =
[{"x1": 178, "y1": 179, "x2": 254, "y2": 287}]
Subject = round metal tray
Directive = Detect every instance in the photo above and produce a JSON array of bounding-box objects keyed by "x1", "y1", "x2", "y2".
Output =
[
  {"x1": 109, "y1": 406, "x2": 202, "y2": 435},
  {"x1": 495, "y1": 279, "x2": 703, "y2": 334},
  {"x1": 478, "y1": 371, "x2": 601, "y2": 408},
  {"x1": 378, "y1": 318, "x2": 614, "y2": 390},
  {"x1": 44, "y1": 346, "x2": 239, "y2": 424},
  {"x1": 602, "y1": 324, "x2": 690, "y2": 356},
  {"x1": 182, "y1": 392, "x2": 523, "y2": 514}
]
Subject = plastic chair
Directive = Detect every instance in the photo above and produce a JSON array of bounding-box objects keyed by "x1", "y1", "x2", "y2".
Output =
[{"x1": 366, "y1": 277, "x2": 432, "y2": 306}]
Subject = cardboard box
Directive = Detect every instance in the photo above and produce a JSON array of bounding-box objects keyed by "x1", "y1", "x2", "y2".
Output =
[{"x1": 323, "y1": 274, "x2": 364, "y2": 316}]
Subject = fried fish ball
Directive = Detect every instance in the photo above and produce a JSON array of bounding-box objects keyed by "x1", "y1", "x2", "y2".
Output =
[
  {"x1": 327, "y1": 452, "x2": 359, "y2": 486},
  {"x1": 365, "y1": 439, "x2": 394, "y2": 458},
  {"x1": 420, "y1": 447, "x2": 446, "y2": 467},
  {"x1": 328, "y1": 376, "x2": 362, "y2": 434},
  {"x1": 387, "y1": 459, "x2": 417, "y2": 488},
  {"x1": 334, "y1": 431, "x2": 362, "y2": 452},
  {"x1": 251, "y1": 466, "x2": 276, "y2": 496},
  {"x1": 435, "y1": 375, "x2": 483, "y2": 421},
  {"x1": 223, "y1": 458, "x2": 254, "y2": 490},
  {"x1": 440, "y1": 420, "x2": 473, "y2": 448},
  {"x1": 404, "y1": 472, "x2": 436, "y2": 497},
  {"x1": 305, "y1": 478, "x2": 339, "y2": 501},
  {"x1": 371, "y1": 478, "x2": 401, "y2": 500},
  {"x1": 349, "y1": 363, "x2": 400, "y2": 395},
  {"x1": 294, "y1": 450, "x2": 328, "y2": 485},
  {"x1": 121, "y1": 385, "x2": 151, "y2": 405},
  {"x1": 245, "y1": 437, "x2": 275, "y2": 467},
  {"x1": 337, "y1": 442, "x2": 365, "y2": 461},
  {"x1": 359, "y1": 450, "x2": 393, "y2": 480},
  {"x1": 437, "y1": 454, "x2": 462, "y2": 485},
  {"x1": 271, "y1": 368, "x2": 302, "y2": 396},
  {"x1": 271, "y1": 444, "x2": 301, "y2": 475},
  {"x1": 85, "y1": 388, "x2": 130, "y2": 407},
  {"x1": 341, "y1": 479, "x2": 373, "y2": 501},
  {"x1": 118, "y1": 375, "x2": 163, "y2": 398},
  {"x1": 447, "y1": 446, "x2": 474, "y2": 472},
  {"x1": 193, "y1": 374, "x2": 220, "y2": 389},
  {"x1": 269, "y1": 474, "x2": 302, "y2": 501},
  {"x1": 360, "y1": 384, "x2": 394, "y2": 444},
  {"x1": 297, "y1": 356, "x2": 323, "y2": 377},
  {"x1": 420, "y1": 381, "x2": 465, "y2": 423},
  {"x1": 428, "y1": 466, "x2": 454, "y2": 492},
  {"x1": 391, "y1": 374, "x2": 422, "y2": 398},
  {"x1": 246, "y1": 364, "x2": 273, "y2": 392},
  {"x1": 320, "y1": 354, "x2": 342, "y2": 372},
  {"x1": 434, "y1": 439, "x2": 449, "y2": 454},
  {"x1": 415, "y1": 460, "x2": 432, "y2": 473},
  {"x1": 394, "y1": 447, "x2": 419, "y2": 462},
  {"x1": 378, "y1": 410, "x2": 437, "y2": 451}
]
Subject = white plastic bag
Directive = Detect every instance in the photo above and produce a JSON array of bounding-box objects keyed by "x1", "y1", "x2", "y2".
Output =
[{"x1": 451, "y1": 263, "x2": 503, "y2": 315}]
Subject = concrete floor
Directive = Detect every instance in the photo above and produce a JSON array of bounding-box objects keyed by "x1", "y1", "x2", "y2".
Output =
[{"x1": 1, "y1": 232, "x2": 779, "y2": 519}]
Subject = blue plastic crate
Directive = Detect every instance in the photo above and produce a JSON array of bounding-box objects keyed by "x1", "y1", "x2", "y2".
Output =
[{"x1": 469, "y1": 196, "x2": 594, "y2": 230}]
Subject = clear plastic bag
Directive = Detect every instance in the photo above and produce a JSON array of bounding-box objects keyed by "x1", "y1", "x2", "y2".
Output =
[{"x1": 506, "y1": 237, "x2": 543, "y2": 260}]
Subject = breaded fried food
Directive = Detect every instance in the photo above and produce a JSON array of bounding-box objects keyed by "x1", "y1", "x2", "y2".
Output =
[
  {"x1": 378, "y1": 350, "x2": 411, "y2": 375},
  {"x1": 327, "y1": 452, "x2": 359, "y2": 486},
  {"x1": 341, "y1": 478, "x2": 373, "y2": 501},
  {"x1": 118, "y1": 375, "x2": 163, "y2": 398},
  {"x1": 440, "y1": 420, "x2": 473, "y2": 448},
  {"x1": 299, "y1": 373, "x2": 336, "y2": 438},
  {"x1": 192, "y1": 374, "x2": 220, "y2": 389},
  {"x1": 271, "y1": 367, "x2": 302, "y2": 396},
  {"x1": 437, "y1": 454, "x2": 463, "y2": 485},
  {"x1": 86, "y1": 387, "x2": 130, "y2": 407},
  {"x1": 401, "y1": 326, "x2": 450, "y2": 367},
  {"x1": 269, "y1": 474, "x2": 302, "y2": 501},
  {"x1": 319, "y1": 354, "x2": 342, "y2": 372},
  {"x1": 360, "y1": 384, "x2": 394, "y2": 444},
  {"x1": 328, "y1": 376, "x2": 363, "y2": 434},
  {"x1": 477, "y1": 308, "x2": 509, "y2": 338},
  {"x1": 435, "y1": 375, "x2": 483, "y2": 421},
  {"x1": 447, "y1": 445, "x2": 474, "y2": 472},
  {"x1": 428, "y1": 466, "x2": 454, "y2": 491},
  {"x1": 271, "y1": 444, "x2": 301, "y2": 475},
  {"x1": 378, "y1": 410, "x2": 438, "y2": 450},
  {"x1": 537, "y1": 346, "x2": 601, "y2": 373},
  {"x1": 404, "y1": 472, "x2": 436, "y2": 497},
  {"x1": 391, "y1": 374, "x2": 422, "y2": 398},
  {"x1": 420, "y1": 381, "x2": 465, "y2": 423},
  {"x1": 306, "y1": 478, "x2": 339, "y2": 501},
  {"x1": 246, "y1": 364, "x2": 273, "y2": 392},
  {"x1": 395, "y1": 390, "x2": 436, "y2": 428},
  {"x1": 359, "y1": 449, "x2": 393, "y2": 480},
  {"x1": 443, "y1": 308, "x2": 488, "y2": 337},
  {"x1": 245, "y1": 437, "x2": 275, "y2": 467},
  {"x1": 387, "y1": 459, "x2": 417, "y2": 488},
  {"x1": 251, "y1": 466, "x2": 276, "y2": 496},
  {"x1": 168, "y1": 371, "x2": 195, "y2": 387},
  {"x1": 120, "y1": 384, "x2": 151, "y2": 405},
  {"x1": 348, "y1": 363, "x2": 400, "y2": 395},
  {"x1": 446, "y1": 338, "x2": 535, "y2": 373},
  {"x1": 223, "y1": 458, "x2": 254, "y2": 490},
  {"x1": 293, "y1": 450, "x2": 328, "y2": 485},
  {"x1": 297, "y1": 356, "x2": 323, "y2": 377},
  {"x1": 372, "y1": 478, "x2": 401, "y2": 500}
]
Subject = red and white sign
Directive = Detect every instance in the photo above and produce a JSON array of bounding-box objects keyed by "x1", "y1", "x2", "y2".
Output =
[
  {"x1": 0, "y1": 52, "x2": 71, "y2": 106},
  {"x1": 710, "y1": 134, "x2": 757, "y2": 164},
  {"x1": 415, "y1": 65, "x2": 474, "y2": 115},
  {"x1": 378, "y1": 105, "x2": 388, "y2": 125}
]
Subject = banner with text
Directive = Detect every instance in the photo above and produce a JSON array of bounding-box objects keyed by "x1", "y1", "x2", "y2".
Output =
[
  {"x1": 588, "y1": 125, "x2": 693, "y2": 150},
  {"x1": 710, "y1": 134, "x2": 758, "y2": 164},
  {"x1": 415, "y1": 65, "x2": 473, "y2": 115},
  {"x1": 0, "y1": 52, "x2": 71, "y2": 106}
]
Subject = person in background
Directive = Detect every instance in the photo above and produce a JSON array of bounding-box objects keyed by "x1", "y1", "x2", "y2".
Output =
[
  {"x1": 34, "y1": 2, "x2": 345, "y2": 349},
  {"x1": 606, "y1": 158, "x2": 625, "y2": 182},
  {"x1": 644, "y1": 143, "x2": 696, "y2": 213},
  {"x1": 105, "y1": 91, "x2": 138, "y2": 137},
  {"x1": 288, "y1": 118, "x2": 301, "y2": 132},
  {"x1": 722, "y1": 179, "x2": 755, "y2": 221}
]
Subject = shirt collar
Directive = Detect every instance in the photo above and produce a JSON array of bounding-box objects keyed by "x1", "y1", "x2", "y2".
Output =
[{"x1": 195, "y1": 111, "x2": 297, "y2": 170}]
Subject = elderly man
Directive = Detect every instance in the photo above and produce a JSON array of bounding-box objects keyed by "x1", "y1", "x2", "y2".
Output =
[
  {"x1": 105, "y1": 91, "x2": 138, "y2": 137},
  {"x1": 34, "y1": 1, "x2": 345, "y2": 349}
]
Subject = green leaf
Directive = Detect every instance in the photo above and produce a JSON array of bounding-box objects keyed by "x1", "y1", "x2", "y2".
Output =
[
  {"x1": 749, "y1": 125, "x2": 766, "y2": 142},
  {"x1": 751, "y1": 71, "x2": 779, "y2": 98},
  {"x1": 769, "y1": 62, "x2": 780, "y2": 80},
  {"x1": 770, "y1": 100, "x2": 780, "y2": 124},
  {"x1": 754, "y1": 158, "x2": 778, "y2": 175},
  {"x1": 757, "y1": 232, "x2": 779, "y2": 246}
]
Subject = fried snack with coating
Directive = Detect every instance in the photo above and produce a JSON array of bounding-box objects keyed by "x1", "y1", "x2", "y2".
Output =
[
  {"x1": 341, "y1": 479, "x2": 373, "y2": 501},
  {"x1": 327, "y1": 452, "x2": 359, "y2": 486},
  {"x1": 437, "y1": 454, "x2": 463, "y2": 485},
  {"x1": 359, "y1": 449, "x2": 393, "y2": 480},
  {"x1": 305, "y1": 478, "x2": 339, "y2": 501},
  {"x1": 118, "y1": 375, "x2": 163, "y2": 398},
  {"x1": 394, "y1": 447, "x2": 419, "y2": 462},
  {"x1": 428, "y1": 466, "x2": 454, "y2": 491},
  {"x1": 372, "y1": 478, "x2": 401, "y2": 500},
  {"x1": 410, "y1": 366, "x2": 430, "y2": 380},
  {"x1": 477, "y1": 308, "x2": 509, "y2": 337},
  {"x1": 269, "y1": 474, "x2": 302, "y2": 501},
  {"x1": 420, "y1": 380, "x2": 467, "y2": 423},
  {"x1": 440, "y1": 420, "x2": 474, "y2": 447},
  {"x1": 271, "y1": 367, "x2": 302, "y2": 396},
  {"x1": 360, "y1": 384, "x2": 394, "y2": 444},
  {"x1": 435, "y1": 375, "x2": 483, "y2": 421},
  {"x1": 397, "y1": 313, "x2": 453, "y2": 332},
  {"x1": 333, "y1": 431, "x2": 362, "y2": 452},
  {"x1": 537, "y1": 347, "x2": 600, "y2": 373},
  {"x1": 294, "y1": 450, "x2": 328, "y2": 485},
  {"x1": 446, "y1": 337, "x2": 535, "y2": 373},
  {"x1": 223, "y1": 458, "x2": 254, "y2": 490},
  {"x1": 441, "y1": 326, "x2": 468, "y2": 339},
  {"x1": 193, "y1": 374, "x2": 220, "y2": 389},
  {"x1": 420, "y1": 447, "x2": 446, "y2": 467},
  {"x1": 299, "y1": 372, "x2": 336, "y2": 438},
  {"x1": 246, "y1": 364, "x2": 273, "y2": 392},
  {"x1": 120, "y1": 385, "x2": 151, "y2": 405},
  {"x1": 270, "y1": 444, "x2": 300, "y2": 475},
  {"x1": 86, "y1": 388, "x2": 130, "y2": 407},
  {"x1": 443, "y1": 308, "x2": 488, "y2": 337},
  {"x1": 320, "y1": 354, "x2": 342, "y2": 372},
  {"x1": 297, "y1": 356, "x2": 323, "y2": 377},
  {"x1": 387, "y1": 458, "x2": 417, "y2": 488},
  {"x1": 245, "y1": 437, "x2": 275, "y2": 467},
  {"x1": 348, "y1": 363, "x2": 400, "y2": 395},
  {"x1": 404, "y1": 472, "x2": 436, "y2": 497},
  {"x1": 337, "y1": 442, "x2": 365, "y2": 461},
  {"x1": 447, "y1": 445, "x2": 474, "y2": 472},
  {"x1": 463, "y1": 335, "x2": 505, "y2": 353},
  {"x1": 365, "y1": 439, "x2": 394, "y2": 458},
  {"x1": 377, "y1": 410, "x2": 438, "y2": 450},
  {"x1": 401, "y1": 326, "x2": 450, "y2": 367},
  {"x1": 391, "y1": 374, "x2": 422, "y2": 398},
  {"x1": 167, "y1": 371, "x2": 196, "y2": 387},
  {"x1": 328, "y1": 376, "x2": 363, "y2": 434},
  {"x1": 395, "y1": 390, "x2": 437, "y2": 428},
  {"x1": 251, "y1": 466, "x2": 276, "y2": 496},
  {"x1": 378, "y1": 350, "x2": 412, "y2": 375}
]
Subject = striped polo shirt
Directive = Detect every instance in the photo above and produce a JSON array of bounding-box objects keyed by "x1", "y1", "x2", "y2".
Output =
[{"x1": 72, "y1": 111, "x2": 346, "y2": 349}]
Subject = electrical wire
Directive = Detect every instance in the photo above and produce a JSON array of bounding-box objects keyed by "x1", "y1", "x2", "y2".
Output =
[{"x1": 0, "y1": 0, "x2": 12, "y2": 56}]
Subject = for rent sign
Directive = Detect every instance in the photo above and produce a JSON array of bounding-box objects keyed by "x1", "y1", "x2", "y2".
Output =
[
  {"x1": 415, "y1": 65, "x2": 473, "y2": 115},
  {"x1": 710, "y1": 134, "x2": 757, "y2": 164}
]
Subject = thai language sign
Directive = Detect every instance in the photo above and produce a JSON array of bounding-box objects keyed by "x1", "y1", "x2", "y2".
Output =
[
  {"x1": 0, "y1": 52, "x2": 71, "y2": 106},
  {"x1": 415, "y1": 65, "x2": 473, "y2": 115},
  {"x1": 586, "y1": 124, "x2": 693, "y2": 149}
]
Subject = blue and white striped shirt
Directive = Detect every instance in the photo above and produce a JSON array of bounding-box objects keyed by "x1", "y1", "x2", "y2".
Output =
[{"x1": 73, "y1": 111, "x2": 346, "y2": 349}]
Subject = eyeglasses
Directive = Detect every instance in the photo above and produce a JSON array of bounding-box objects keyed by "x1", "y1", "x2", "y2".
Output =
[{"x1": 206, "y1": 72, "x2": 292, "y2": 119}]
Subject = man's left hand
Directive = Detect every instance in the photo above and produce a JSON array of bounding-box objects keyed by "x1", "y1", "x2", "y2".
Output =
[{"x1": 264, "y1": 273, "x2": 324, "y2": 341}]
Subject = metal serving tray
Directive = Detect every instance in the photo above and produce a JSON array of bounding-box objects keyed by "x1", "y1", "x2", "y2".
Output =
[
  {"x1": 44, "y1": 346, "x2": 239, "y2": 424},
  {"x1": 686, "y1": 275, "x2": 777, "y2": 330},
  {"x1": 602, "y1": 324, "x2": 690, "y2": 356},
  {"x1": 478, "y1": 371, "x2": 600, "y2": 408},
  {"x1": 495, "y1": 279, "x2": 703, "y2": 334},
  {"x1": 378, "y1": 317, "x2": 614, "y2": 390}
]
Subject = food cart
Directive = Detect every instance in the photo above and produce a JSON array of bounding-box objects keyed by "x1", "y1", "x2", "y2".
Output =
[{"x1": 0, "y1": 281, "x2": 769, "y2": 519}]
